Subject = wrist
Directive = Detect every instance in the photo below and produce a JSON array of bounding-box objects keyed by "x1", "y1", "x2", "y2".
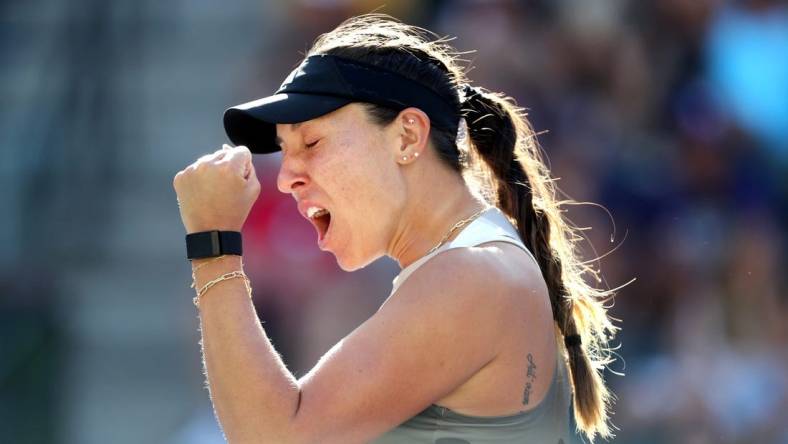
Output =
[
  {"x1": 191, "y1": 254, "x2": 242, "y2": 268},
  {"x1": 191, "y1": 255, "x2": 244, "y2": 289},
  {"x1": 185, "y1": 230, "x2": 243, "y2": 260}
]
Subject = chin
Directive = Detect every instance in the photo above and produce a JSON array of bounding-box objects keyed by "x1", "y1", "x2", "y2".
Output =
[{"x1": 334, "y1": 250, "x2": 377, "y2": 272}]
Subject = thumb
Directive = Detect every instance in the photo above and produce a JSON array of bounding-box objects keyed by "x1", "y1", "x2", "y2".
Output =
[
  {"x1": 223, "y1": 145, "x2": 253, "y2": 178},
  {"x1": 243, "y1": 159, "x2": 252, "y2": 180},
  {"x1": 246, "y1": 160, "x2": 261, "y2": 197}
]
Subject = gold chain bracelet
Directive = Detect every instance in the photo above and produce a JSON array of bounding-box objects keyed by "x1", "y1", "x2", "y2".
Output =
[
  {"x1": 189, "y1": 255, "x2": 230, "y2": 289},
  {"x1": 190, "y1": 256, "x2": 253, "y2": 308}
]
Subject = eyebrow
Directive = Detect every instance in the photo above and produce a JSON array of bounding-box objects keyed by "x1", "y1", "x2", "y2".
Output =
[{"x1": 274, "y1": 122, "x2": 302, "y2": 147}]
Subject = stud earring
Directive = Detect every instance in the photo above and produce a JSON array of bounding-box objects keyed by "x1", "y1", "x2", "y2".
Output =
[
  {"x1": 407, "y1": 118, "x2": 415, "y2": 124},
  {"x1": 402, "y1": 156, "x2": 407, "y2": 161},
  {"x1": 414, "y1": 152, "x2": 419, "y2": 158}
]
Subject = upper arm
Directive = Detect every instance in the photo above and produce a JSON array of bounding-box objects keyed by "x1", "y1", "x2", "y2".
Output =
[{"x1": 288, "y1": 247, "x2": 518, "y2": 443}]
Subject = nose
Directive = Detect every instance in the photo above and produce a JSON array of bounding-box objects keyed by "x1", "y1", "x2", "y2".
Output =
[{"x1": 276, "y1": 153, "x2": 309, "y2": 194}]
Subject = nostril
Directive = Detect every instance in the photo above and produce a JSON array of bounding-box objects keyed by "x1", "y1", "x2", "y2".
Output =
[{"x1": 276, "y1": 165, "x2": 308, "y2": 193}]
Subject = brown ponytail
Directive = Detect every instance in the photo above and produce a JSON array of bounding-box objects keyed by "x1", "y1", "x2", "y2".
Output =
[
  {"x1": 461, "y1": 86, "x2": 618, "y2": 441},
  {"x1": 307, "y1": 14, "x2": 621, "y2": 442}
]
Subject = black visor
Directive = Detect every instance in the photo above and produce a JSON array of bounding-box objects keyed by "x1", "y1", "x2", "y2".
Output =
[{"x1": 223, "y1": 54, "x2": 460, "y2": 154}]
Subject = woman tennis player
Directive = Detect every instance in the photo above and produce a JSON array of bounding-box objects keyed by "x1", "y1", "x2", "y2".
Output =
[{"x1": 173, "y1": 14, "x2": 618, "y2": 444}]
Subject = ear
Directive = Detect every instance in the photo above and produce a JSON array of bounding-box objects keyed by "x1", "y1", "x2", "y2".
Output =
[{"x1": 392, "y1": 107, "x2": 430, "y2": 165}]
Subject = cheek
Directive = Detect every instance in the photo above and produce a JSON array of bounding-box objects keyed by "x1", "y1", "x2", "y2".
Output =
[{"x1": 325, "y1": 135, "x2": 406, "y2": 236}]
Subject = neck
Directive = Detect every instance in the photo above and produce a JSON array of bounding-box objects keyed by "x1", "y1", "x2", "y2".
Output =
[{"x1": 387, "y1": 164, "x2": 486, "y2": 269}]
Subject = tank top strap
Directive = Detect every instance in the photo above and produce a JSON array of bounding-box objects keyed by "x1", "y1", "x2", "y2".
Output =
[
  {"x1": 390, "y1": 206, "x2": 538, "y2": 295},
  {"x1": 445, "y1": 206, "x2": 533, "y2": 256}
]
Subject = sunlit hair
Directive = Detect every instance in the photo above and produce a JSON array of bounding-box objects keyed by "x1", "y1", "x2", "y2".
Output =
[{"x1": 308, "y1": 14, "x2": 622, "y2": 441}]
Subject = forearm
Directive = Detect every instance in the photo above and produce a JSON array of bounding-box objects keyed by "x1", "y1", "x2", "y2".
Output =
[{"x1": 192, "y1": 255, "x2": 300, "y2": 443}]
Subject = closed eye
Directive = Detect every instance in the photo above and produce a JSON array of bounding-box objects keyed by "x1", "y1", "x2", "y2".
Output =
[{"x1": 305, "y1": 139, "x2": 321, "y2": 149}]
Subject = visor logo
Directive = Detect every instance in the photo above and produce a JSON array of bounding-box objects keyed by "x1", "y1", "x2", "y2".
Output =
[{"x1": 279, "y1": 60, "x2": 310, "y2": 91}]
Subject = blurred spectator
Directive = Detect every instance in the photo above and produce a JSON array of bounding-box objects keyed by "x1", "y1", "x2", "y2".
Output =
[{"x1": 706, "y1": 0, "x2": 788, "y2": 157}]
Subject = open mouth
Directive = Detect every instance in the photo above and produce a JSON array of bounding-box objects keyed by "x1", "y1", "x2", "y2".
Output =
[{"x1": 306, "y1": 206, "x2": 332, "y2": 242}]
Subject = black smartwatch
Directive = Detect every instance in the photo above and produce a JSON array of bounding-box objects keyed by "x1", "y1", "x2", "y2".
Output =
[{"x1": 186, "y1": 230, "x2": 243, "y2": 260}]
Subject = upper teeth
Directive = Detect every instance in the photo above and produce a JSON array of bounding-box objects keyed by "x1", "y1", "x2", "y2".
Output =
[{"x1": 306, "y1": 206, "x2": 328, "y2": 218}]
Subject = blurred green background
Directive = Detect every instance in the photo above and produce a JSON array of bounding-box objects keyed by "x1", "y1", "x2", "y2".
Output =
[{"x1": 1, "y1": 0, "x2": 787, "y2": 443}]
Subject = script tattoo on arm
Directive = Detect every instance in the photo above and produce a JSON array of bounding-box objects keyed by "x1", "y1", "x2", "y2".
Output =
[{"x1": 522, "y1": 353, "x2": 537, "y2": 405}]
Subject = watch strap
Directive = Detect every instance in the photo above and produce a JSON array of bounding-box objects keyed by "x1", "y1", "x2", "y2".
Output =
[{"x1": 186, "y1": 231, "x2": 243, "y2": 259}]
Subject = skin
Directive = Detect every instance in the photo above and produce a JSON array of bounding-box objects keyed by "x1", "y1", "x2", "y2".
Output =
[
  {"x1": 173, "y1": 103, "x2": 557, "y2": 443},
  {"x1": 275, "y1": 103, "x2": 480, "y2": 270}
]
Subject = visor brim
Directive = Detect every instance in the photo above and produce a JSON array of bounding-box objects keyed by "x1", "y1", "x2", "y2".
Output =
[{"x1": 223, "y1": 93, "x2": 352, "y2": 154}]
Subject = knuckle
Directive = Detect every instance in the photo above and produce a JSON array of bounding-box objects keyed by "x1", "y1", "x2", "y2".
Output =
[
  {"x1": 217, "y1": 161, "x2": 234, "y2": 173},
  {"x1": 196, "y1": 153, "x2": 214, "y2": 164},
  {"x1": 173, "y1": 169, "x2": 187, "y2": 186}
]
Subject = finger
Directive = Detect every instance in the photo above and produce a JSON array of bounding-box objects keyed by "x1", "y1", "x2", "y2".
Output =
[
  {"x1": 196, "y1": 147, "x2": 227, "y2": 165},
  {"x1": 225, "y1": 145, "x2": 253, "y2": 177},
  {"x1": 213, "y1": 144, "x2": 233, "y2": 161},
  {"x1": 196, "y1": 152, "x2": 214, "y2": 164},
  {"x1": 246, "y1": 161, "x2": 261, "y2": 198},
  {"x1": 246, "y1": 160, "x2": 259, "y2": 185},
  {"x1": 212, "y1": 144, "x2": 241, "y2": 166}
]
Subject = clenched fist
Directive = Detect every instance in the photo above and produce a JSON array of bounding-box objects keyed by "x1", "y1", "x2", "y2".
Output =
[{"x1": 173, "y1": 144, "x2": 261, "y2": 234}]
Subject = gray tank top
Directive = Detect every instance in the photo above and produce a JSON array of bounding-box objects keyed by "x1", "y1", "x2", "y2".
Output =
[{"x1": 373, "y1": 207, "x2": 583, "y2": 444}]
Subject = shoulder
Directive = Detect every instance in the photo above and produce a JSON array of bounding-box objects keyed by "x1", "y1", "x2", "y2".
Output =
[
  {"x1": 392, "y1": 241, "x2": 546, "y2": 304},
  {"x1": 382, "y1": 242, "x2": 548, "y2": 343}
]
